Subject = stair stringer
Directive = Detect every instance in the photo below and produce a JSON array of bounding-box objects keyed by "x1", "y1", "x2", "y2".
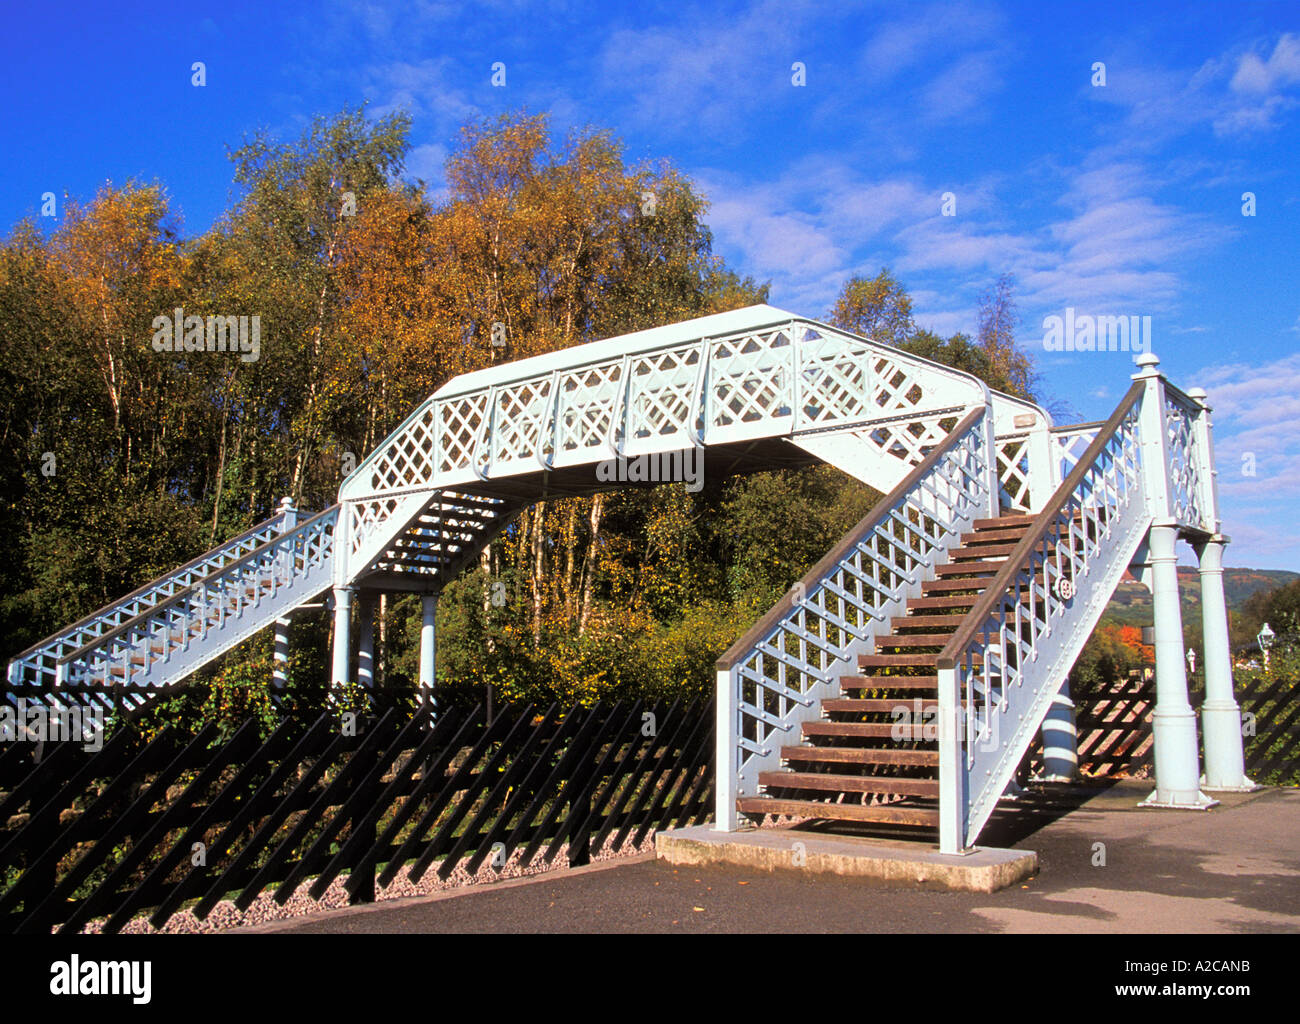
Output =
[
  {"x1": 960, "y1": 499, "x2": 1153, "y2": 847},
  {"x1": 132, "y1": 570, "x2": 336, "y2": 693},
  {"x1": 55, "y1": 506, "x2": 340, "y2": 702}
]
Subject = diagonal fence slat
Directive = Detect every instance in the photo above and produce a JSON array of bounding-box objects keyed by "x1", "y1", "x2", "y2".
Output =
[{"x1": 0, "y1": 697, "x2": 715, "y2": 935}]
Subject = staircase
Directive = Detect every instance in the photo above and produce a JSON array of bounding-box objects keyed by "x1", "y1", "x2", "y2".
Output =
[
  {"x1": 6, "y1": 503, "x2": 339, "y2": 710},
  {"x1": 717, "y1": 356, "x2": 1218, "y2": 852},
  {"x1": 739, "y1": 513, "x2": 1038, "y2": 832}
]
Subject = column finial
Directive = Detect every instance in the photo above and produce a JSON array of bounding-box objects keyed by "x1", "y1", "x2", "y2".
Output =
[{"x1": 1132, "y1": 351, "x2": 1161, "y2": 379}]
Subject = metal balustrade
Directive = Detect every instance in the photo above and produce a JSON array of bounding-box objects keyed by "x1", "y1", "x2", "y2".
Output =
[
  {"x1": 53, "y1": 506, "x2": 339, "y2": 695},
  {"x1": 714, "y1": 407, "x2": 994, "y2": 829},
  {"x1": 936, "y1": 384, "x2": 1148, "y2": 850},
  {"x1": 1162, "y1": 383, "x2": 1214, "y2": 533},
  {"x1": 6, "y1": 507, "x2": 295, "y2": 695},
  {"x1": 6, "y1": 305, "x2": 1231, "y2": 846}
]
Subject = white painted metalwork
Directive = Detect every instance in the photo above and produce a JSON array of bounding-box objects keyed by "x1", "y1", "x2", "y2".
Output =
[
  {"x1": 1162, "y1": 383, "x2": 1214, "y2": 533},
  {"x1": 6, "y1": 503, "x2": 299, "y2": 696},
  {"x1": 53, "y1": 505, "x2": 338, "y2": 695},
  {"x1": 338, "y1": 305, "x2": 1045, "y2": 586},
  {"x1": 6, "y1": 305, "x2": 1239, "y2": 855},
  {"x1": 937, "y1": 385, "x2": 1149, "y2": 850},
  {"x1": 715, "y1": 407, "x2": 994, "y2": 830}
]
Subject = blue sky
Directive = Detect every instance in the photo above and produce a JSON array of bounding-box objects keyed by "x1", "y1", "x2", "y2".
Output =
[{"x1": 3, "y1": 1, "x2": 1299, "y2": 568}]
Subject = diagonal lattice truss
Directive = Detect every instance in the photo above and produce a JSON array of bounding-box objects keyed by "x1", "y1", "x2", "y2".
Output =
[
  {"x1": 339, "y1": 305, "x2": 1047, "y2": 583},
  {"x1": 38, "y1": 507, "x2": 339, "y2": 709},
  {"x1": 1163, "y1": 387, "x2": 1213, "y2": 532}
]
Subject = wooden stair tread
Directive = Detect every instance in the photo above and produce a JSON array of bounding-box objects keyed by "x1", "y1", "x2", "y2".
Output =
[
  {"x1": 821, "y1": 698, "x2": 939, "y2": 712},
  {"x1": 759, "y1": 771, "x2": 939, "y2": 797},
  {"x1": 877, "y1": 633, "x2": 955, "y2": 648},
  {"x1": 933, "y1": 560, "x2": 1006, "y2": 576},
  {"x1": 737, "y1": 796, "x2": 940, "y2": 827},
  {"x1": 803, "y1": 720, "x2": 935, "y2": 739},
  {"x1": 840, "y1": 674, "x2": 938, "y2": 690},
  {"x1": 891, "y1": 615, "x2": 964, "y2": 629},
  {"x1": 782, "y1": 745, "x2": 940, "y2": 766}
]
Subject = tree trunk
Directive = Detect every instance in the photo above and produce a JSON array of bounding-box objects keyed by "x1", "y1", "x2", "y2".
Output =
[
  {"x1": 579, "y1": 493, "x2": 604, "y2": 634},
  {"x1": 530, "y1": 501, "x2": 545, "y2": 644}
]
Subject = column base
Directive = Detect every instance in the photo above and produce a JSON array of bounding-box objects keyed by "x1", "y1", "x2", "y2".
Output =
[
  {"x1": 1139, "y1": 788, "x2": 1219, "y2": 810},
  {"x1": 1200, "y1": 773, "x2": 1259, "y2": 794}
]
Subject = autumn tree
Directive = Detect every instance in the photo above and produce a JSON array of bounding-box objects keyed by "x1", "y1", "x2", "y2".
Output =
[
  {"x1": 828, "y1": 268, "x2": 916, "y2": 345},
  {"x1": 976, "y1": 272, "x2": 1037, "y2": 401}
]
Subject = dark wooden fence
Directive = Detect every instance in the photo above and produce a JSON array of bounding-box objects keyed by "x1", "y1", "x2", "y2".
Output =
[
  {"x1": 1023, "y1": 673, "x2": 1299, "y2": 786},
  {"x1": 0, "y1": 696, "x2": 714, "y2": 935}
]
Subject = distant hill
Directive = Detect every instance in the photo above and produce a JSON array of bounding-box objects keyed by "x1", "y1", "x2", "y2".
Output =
[{"x1": 1104, "y1": 567, "x2": 1299, "y2": 626}]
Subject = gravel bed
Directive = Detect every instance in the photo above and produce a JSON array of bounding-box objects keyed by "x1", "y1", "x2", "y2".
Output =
[{"x1": 71, "y1": 832, "x2": 655, "y2": 934}]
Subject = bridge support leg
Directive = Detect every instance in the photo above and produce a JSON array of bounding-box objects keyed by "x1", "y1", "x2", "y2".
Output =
[
  {"x1": 937, "y1": 665, "x2": 969, "y2": 854},
  {"x1": 1036, "y1": 678, "x2": 1078, "y2": 782},
  {"x1": 272, "y1": 617, "x2": 290, "y2": 690},
  {"x1": 357, "y1": 593, "x2": 375, "y2": 690},
  {"x1": 331, "y1": 586, "x2": 354, "y2": 690},
  {"x1": 1142, "y1": 525, "x2": 1216, "y2": 809},
  {"x1": 714, "y1": 667, "x2": 739, "y2": 832},
  {"x1": 1195, "y1": 536, "x2": 1256, "y2": 792},
  {"x1": 419, "y1": 593, "x2": 437, "y2": 713}
]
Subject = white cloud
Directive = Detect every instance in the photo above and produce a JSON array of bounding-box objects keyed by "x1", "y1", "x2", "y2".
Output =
[{"x1": 1230, "y1": 33, "x2": 1300, "y2": 94}]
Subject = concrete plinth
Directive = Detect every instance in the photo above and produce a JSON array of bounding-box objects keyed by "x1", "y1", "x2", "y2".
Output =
[{"x1": 655, "y1": 825, "x2": 1036, "y2": 894}]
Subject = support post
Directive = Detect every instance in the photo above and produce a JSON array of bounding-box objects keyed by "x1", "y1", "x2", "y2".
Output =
[
  {"x1": 419, "y1": 593, "x2": 437, "y2": 713},
  {"x1": 1194, "y1": 535, "x2": 1256, "y2": 791},
  {"x1": 714, "y1": 667, "x2": 739, "y2": 831},
  {"x1": 277, "y1": 494, "x2": 298, "y2": 532},
  {"x1": 272, "y1": 618, "x2": 291, "y2": 690},
  {"x1": 331, "y1": 586, "x2": 355, "y2": 691},
  {"x1": 1141, "y1": 524, "x2": 1215, "y2": 809},
  {"x1": 1037, "y1": 677, "x2": 1078, "y2": 782},
  {"x1": 1025, "y1": 420, "x2": 1056, "y2": 512},
  {"x1": 937, "y1": 663, "x2": 969, "y2": 853},
  {"x1": 980, "y1": 397, "x2": 1000, "y2": 518},
  {"x1": 357, "y1": 593, "x2": 375, "y2": 690}
]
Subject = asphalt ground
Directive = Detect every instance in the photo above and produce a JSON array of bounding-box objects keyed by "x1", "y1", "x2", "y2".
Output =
[{"x1": 236, "y1": 779, "x2": 1300, "y2": 935}]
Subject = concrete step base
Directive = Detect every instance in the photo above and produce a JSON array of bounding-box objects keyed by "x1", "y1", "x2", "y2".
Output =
[{"x1": 655, "y1": 824, "x2": 1036, "y2": 893}]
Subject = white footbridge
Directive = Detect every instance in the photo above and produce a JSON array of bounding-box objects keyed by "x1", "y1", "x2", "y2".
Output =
[{"x1": 7, "y1": 305, "x2": 1253, "y2": 851}]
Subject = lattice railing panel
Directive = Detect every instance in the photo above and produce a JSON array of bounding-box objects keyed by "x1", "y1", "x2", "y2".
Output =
[
  {"x1": 1164, "y1": 392, "x2": 1210, "y2": 531},
  {"x1": 1052, "y1": 426, "x2": 1099, "y2": 483},
  {"x1": 490, "y1": 375, "x2": 552, "y2": 469},
  {"x1": 708, "y1": 326, "x2": 794, "y2": 438},
  {"x1": 996, "y1": 434, "x2": 1033, "y2": 514},
  {"x1": 556, "y1": 361, "x2": 623, "y2": 461},
  {"x1": 625, "y1": 344, "x2": 701, "y2": 453},
  {"x1": 436, "y1": 393, "x2": 488, "y2": 478},
  {"x1": 55, "y1": 507, "x2": 339, "y2": 693},
  {"x1": 6, "y1": 510, "x2": 294, "y2": 693}
]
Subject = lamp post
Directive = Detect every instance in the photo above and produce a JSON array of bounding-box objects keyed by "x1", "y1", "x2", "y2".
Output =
[{"x1": 1258, "y1": 623, "x2": 1275, "y2": 673}]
